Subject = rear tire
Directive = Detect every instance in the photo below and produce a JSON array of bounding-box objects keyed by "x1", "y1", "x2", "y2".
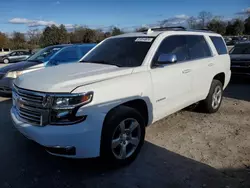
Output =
[
  {"x1": 3, "y1": 58, "x2": 9, "y2": 64},
  {"x1": 199, "y1": 79, "x2": 223, "y2": 113},
  {"x1": 100, "y1": 105, "x2": 145, "y2": 166}
]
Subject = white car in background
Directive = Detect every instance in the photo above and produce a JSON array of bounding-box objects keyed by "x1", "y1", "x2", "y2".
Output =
[
  {"x1": 11, "y1": 27, "x2": 231, "y2": 165},
  {"x1": 0, "y1": 48, "x2": 11, "y2": 56}
]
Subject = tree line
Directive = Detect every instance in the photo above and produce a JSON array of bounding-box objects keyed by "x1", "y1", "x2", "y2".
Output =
[
  {"x1": 187, "y1": 11, "x2": 250, "y2": 36},
  {"x1": 0, "y1": 26, "x2": 124, "y2": 50},
  {"x1": 0, "y1": 11, "x2": 249, "y2": 50}
]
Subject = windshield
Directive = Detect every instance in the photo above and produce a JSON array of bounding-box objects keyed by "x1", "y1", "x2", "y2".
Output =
[
  {"x1": 81, "y1": 37, "x2": 155, "y2": 67},
  {"x1": 27, "y1": 46, "x2": 64, "y2": 62},
  {"x1": 230, "y1": 44, "x2": 250, "y2": 54}
]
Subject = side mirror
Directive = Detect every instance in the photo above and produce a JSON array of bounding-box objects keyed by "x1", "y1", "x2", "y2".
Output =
[{"x1": 157, "y1": 53, "x2": 177, "y2": 65}]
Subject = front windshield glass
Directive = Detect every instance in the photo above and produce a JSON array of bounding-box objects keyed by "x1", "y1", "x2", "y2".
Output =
[
  {"x1": 81, "y1": 37, "x2": 155, "y2": 67},
  {"x1": 27, "y1": 46, "x2": 64, "y2": 62},
  {"x1": 230, "y1": 44, "x2": 250, "y2": 54}
]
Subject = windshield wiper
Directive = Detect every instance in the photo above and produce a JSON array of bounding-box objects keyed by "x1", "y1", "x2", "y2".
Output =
[{"x1": 81, "y1": 60, "x2": 121, "y2": 67}]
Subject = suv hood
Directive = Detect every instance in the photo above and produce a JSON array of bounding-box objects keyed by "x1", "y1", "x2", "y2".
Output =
[
  {"x1": 14, "y1": 63, "x2": 133, "y2": 93},
  {"x1": 0, "y1": 61, "x2": 44, "y2": 74}
]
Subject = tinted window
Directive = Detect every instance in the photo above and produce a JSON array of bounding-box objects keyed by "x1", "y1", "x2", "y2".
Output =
[
  {"x1": 80, "y1": 45, "x2": 94, "y2": 56},
  {"x1": 18, "y1": 51, "x2": 25, "y2": 55},
  {"x1": 51, "y1": 46, "x2": 80, "y2": 63},
  {"x1": 82, "y1": 37, "x2": 154, "y2": 67},
  {"x1": 186, "y1": 35, "x2": 211, "y2": 59},
  {"x1": 10, "y1": 52, "x2": 17, "y2": 56},
  {"x1": 3, "y1": 48, "x2": 9, "y2": 52},
  {"x1": 210, "y1": 36, "x2": 228, "y2": 55},
  {"x1": 154, "y1": 35, "x2": 189, "y2": 63},
  {"x1": 230, "y1": 43, "x2": 250, "y2": 54}
]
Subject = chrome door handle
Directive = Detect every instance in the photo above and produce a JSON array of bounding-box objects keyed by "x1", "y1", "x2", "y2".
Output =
[
  {"x1": 208, "y1": 63, "x2": 214, "y2": 67},
  {"x1": 182, "y1": 69, "x2": 192, "y2": 74}
]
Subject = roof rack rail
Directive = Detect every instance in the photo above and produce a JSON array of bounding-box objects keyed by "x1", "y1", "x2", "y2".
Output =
[
  {"x1": 141, "y1": 26, "x2": 186, "y2": 33},
  {"x1": 140, "y1": 26, "x2": 215, "y2": 34},
  {"x1": 189, "y1": 28, "x2": 215, "y2": 33},
  {"x1": 151, "y1": 26, "x2": 186, "y2": 31},
  {"x1": 197, "y1": 28, "x2": 213, "y2": 31}
]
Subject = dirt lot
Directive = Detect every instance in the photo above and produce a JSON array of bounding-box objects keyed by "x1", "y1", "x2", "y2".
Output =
[{"x1": 0, "y1": 77, "x2": 249, "y2": 188}]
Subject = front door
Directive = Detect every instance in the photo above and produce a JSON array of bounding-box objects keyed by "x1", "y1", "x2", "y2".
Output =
[{"x1": 150, "y1": 35, "x2": 193, "y2": 120}]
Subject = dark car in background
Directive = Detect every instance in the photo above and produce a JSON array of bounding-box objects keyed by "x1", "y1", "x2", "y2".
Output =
[
  {"x1": 0, "y1": 43, "x2": 96, "y2": 95},
  {"x1": 0, "y1": 50, "x2": 31, "y2": 64},
  {"x1": 230, "y1": 42, "x2": 250, "y2": 77}
]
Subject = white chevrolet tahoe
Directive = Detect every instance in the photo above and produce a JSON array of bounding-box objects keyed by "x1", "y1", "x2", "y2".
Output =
[{"x1": 11, "y1": 27, "x2": 231, "y2": 165}]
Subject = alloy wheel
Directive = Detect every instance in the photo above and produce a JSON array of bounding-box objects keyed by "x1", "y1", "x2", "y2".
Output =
[{"x1": 111, "y1": 118, "x2": 141, "y2": 160}]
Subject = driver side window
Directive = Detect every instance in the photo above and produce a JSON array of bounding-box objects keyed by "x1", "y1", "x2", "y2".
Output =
[
  {"x1": 52, "y1": 46, "x2": 80, "y2": 63},
  {"x1": 153, "y1": 35, "x2": 189, "y2": 65}
]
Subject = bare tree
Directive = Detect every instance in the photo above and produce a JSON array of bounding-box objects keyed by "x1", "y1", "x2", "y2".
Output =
[
  {"x1": 198, "y1": 11, "x2": 212, "y2": 28},
  {"x1": 27, "y1": 28, "x2": 41, "y2": 47},
  {"x1": 187, "y1": 16, "x2": 199, "y2": 29}
]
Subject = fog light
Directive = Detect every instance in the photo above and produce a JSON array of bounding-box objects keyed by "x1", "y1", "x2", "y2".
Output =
[{"x1": 56, "y1": 111, "x2": 70, "y2": 118}]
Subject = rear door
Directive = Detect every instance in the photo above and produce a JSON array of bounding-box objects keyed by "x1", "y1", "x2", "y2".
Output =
[{"x1": 185, "y1": 35, "x2": 214, "y2": 101}]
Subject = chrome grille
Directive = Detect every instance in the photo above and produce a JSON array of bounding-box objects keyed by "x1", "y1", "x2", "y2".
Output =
[
  {"x1": 14, "y1": 86, "x2": 44, "y2": 105},
  {"x1": 13, "y1": 85, "x2": 51, "y2": 126}
]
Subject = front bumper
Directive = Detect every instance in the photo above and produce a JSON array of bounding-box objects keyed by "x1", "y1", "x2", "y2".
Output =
[
  {"x1": 11, "y1": 107, "x2": 106, "y2": 158},
  {"x1": 0, "y1": 77, "x2": 14, "y2": 94},
  {"x1": 231, "y1": 66, "x2": 250, "y2": 77}
]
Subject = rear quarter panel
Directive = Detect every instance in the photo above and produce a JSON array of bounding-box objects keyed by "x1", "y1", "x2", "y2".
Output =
[{"x1": 205, "y1": 35, "x2": 231, "y2": 90}]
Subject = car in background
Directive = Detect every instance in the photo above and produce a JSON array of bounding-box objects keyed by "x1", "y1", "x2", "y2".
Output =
[
  {"x1": 0, "y1": 50, "x2": 31, "y2": 64},
  {"x1": 0, "y1": 43, "x2": 96, "y2": 95},
  {"x1": 0, "y1": 48, "x2": 11, "y2": 56},
  {"x1": 230, "y1": 42, "x2": 250, "y2": 77}
]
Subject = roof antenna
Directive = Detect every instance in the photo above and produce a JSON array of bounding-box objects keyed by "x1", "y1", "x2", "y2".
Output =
[{"x1": 147, "y1": 28, "x2": 153, "y2": 34}]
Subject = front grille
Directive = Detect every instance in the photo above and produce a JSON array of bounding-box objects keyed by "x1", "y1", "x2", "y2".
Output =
[
  {"x1": 14, "y1": 86, "x2": 44, "y2": 105},
  {"x1": 0, "y1": 86, "x2": 12, "y2": 93},
  {"x1": 231, "y1": 61, "x2": 250, "y2": 68},
  {"x1": 0, "y1": 73, "x2": 5, "y2": 79},
  {"x1": 13, "y1": 85, "x2": 51, "y2": 126},
  {"x1": 16, "y1": 107, "x2": 42, "y2": 125}
]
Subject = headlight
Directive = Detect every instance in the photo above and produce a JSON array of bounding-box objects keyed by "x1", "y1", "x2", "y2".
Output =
[
  {"x1": 52, "y1": 92, "x2": 93, "y2": 109},
  {"x1": 50, "y1": 92, "x2": 93, "y2": 125},
  {"x1": 5, "y1": 71, "x2": 23, "y2": 78}
]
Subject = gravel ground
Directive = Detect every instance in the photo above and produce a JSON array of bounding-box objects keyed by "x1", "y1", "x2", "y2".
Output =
[{"x1": 0, "y1": 78, "x2": 249, "y2": 188}]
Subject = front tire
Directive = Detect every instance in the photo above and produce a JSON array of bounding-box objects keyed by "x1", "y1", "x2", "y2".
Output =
[
  {"x1": 199, "y1": 79, "x2": 223, "y2": 113},
  {"x1": 3, "y1": 58, "x2": 9, "y2": 64},
  {"x1": 100, "y1": 106, "x2": 145, "y2": 166}
]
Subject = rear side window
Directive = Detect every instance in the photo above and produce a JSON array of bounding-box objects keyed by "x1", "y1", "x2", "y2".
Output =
[
  {"x1": 154, "y1": 35, "x2": 189, "y2": 62},
  {"x1": 210, "y1": 36, "x2": 228, "y2": 55},
  {"x1": 186, "y1": 35, "x2": 211, "y2": 59}
]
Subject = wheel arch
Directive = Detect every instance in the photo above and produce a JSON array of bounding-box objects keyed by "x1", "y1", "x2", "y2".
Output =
[
  {"x1": 103, "y1": 98, "x2": 152, "y2": 128},
  {"x1": 213, "y1": 72, "x2": 225, "y2": 87}
]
